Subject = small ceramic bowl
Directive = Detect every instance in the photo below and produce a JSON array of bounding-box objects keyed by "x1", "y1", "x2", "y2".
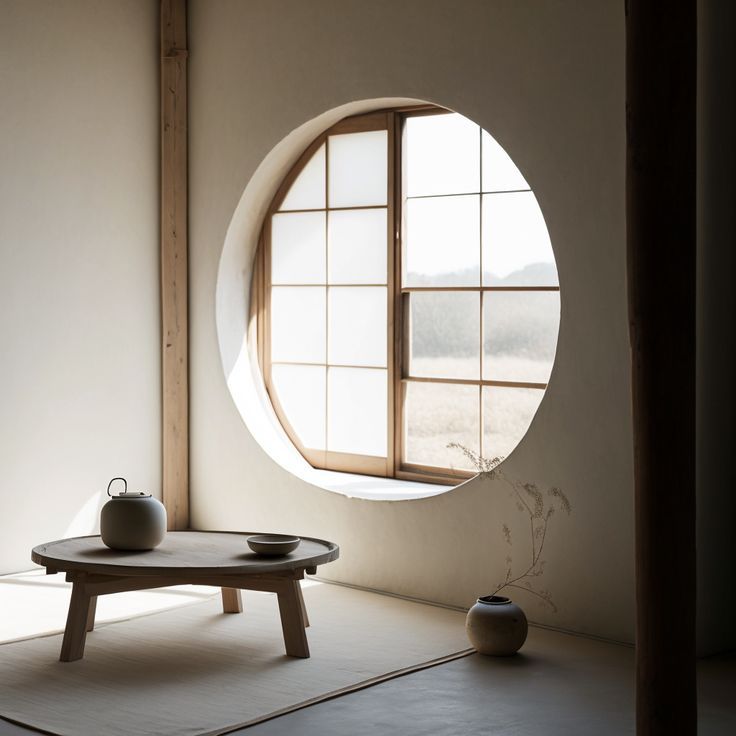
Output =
[{"x1": 247, "y1": 534, "x2": 301, "y2": 556}]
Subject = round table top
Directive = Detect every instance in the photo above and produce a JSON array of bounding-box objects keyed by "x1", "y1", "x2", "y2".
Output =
[{"x1": 31, "y1": 531, "x2": 339, "y2": 578}]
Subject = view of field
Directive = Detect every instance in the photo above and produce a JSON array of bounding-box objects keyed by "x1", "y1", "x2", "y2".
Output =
[
  {"x1": 404, "y1": 361, "x2": 546, "y2": 471},
  {"x1": 404, "y1": 273, "x2": 559, "y2": 468}
]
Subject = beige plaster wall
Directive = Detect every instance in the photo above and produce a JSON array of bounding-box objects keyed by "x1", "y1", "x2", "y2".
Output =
[
  {"x1": 0, "y1": 0, "x2": 160, "y2": 574},
  {"x1": 188, "y1": 0, "x2": 634, "y2": 642}
]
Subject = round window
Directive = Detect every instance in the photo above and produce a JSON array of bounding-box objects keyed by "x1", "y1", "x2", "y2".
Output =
[{"x1": 252, "y1": 107, "x2": 559, "y2": 484}]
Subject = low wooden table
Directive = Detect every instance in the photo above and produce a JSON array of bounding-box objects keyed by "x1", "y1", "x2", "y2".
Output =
[{"x1": 31, "y1": 531, "x2": 339, "y2": 662}]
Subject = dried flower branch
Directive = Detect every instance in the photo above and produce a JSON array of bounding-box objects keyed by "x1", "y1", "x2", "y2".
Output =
[{"x1": 447, "y1": 443, "x2": 572, "y2": 612}]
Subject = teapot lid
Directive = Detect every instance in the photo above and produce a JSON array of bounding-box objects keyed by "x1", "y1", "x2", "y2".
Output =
[{"x1": 107, "y1": 477, "x2": 151, "y2": 499}]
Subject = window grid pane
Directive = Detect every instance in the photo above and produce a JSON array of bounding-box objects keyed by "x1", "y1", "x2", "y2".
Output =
[{"x1": 404, "y1": 381, "x2": 480, "y2": 470}]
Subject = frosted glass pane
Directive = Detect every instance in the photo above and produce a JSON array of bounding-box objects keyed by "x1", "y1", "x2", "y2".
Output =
[
  {"x1": 328, "y1": 287, "x2": 386, "y2": 367},
  {"x1": 404, "y1": 195, "x2": 480, "y2": 286},
  {"x1": 482, "y1": 192, "x2": 558, "y2": 286},
  {"x1": 328, "y1": 131, "x2": 387, "y2": 208},
  {"x1": 271, "y1": 364, "x2": 325, "y2": 450},
  {"x1": 409, "y1": 292, "x2": 479, "y2": 379},
  {"x1": 483, "y1": 291, "x2": 560, "y2": 383},
  {"x1": 271, "y1": 286, "x2": 325, "y2": 363},
  {"x1": 405, "y1": 382, "x2": 479, "y2": 471},
  {"x1": 481, "y1": 130, "x2": 529, "y2": 192},
  {"x1": 327, "y1": 367, "x2": 387, "y2": 456},
  {"x1": 405, "y1": 113, "x2": 480, "y2": 197},
  {"x1": 328, "y1": 208, "x2": 387, "y2": 284},
  {"x1": 483, "y1": 386, "x2": 544, "y2": 459},
  {"x1": 271, "y1": 211, "x2": 326, "y2": 284},
  {"x1": 280, "y1": 143, "x2": 326, "y2": 210}
]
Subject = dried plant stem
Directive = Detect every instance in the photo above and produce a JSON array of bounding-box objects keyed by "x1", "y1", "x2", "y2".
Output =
[
  {"x1": 494, "y1": 516, "x2": 549, "y2": 597},
  {"x1": 447, "y1": 443, "x2": 571, "y2": 612},
  {"x1": 503, "y1": 583, "x2": 557, "y2": 610}
]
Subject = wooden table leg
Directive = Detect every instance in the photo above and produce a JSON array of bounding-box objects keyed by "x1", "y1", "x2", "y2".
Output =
[
  {"x1": 221, "y1": 587, "x2": 243, "y2": 613},
  {"x1": 60, "y1": 583, "x2": 94, "y2": 662},
  {"x1": 86, "y1": 595, "x2": 98, "y2": 632},
  {"x1": 296, "y1": 581, "x2": 309, "y2": 627},
  {"x1": 276, "y1": 580, "x2": 310, "y2": 658}
]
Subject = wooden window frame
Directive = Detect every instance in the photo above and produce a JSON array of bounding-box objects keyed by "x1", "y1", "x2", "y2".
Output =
[{"x1": 253, "y1": 106, "x2": 559, "y2": 486}]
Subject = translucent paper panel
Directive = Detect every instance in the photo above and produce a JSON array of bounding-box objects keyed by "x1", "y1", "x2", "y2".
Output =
[
  {"x1": 482, "y1": 192, "x2": 558, "y2": 285},
  {"x1": 403, "y1": 195, "x2": 480, "y2": 286},
  {"x1": 327, "y1": 367, "x2": 387, "y2": 457},
  {"x1": 404, "y1": 382, "x2": 479, "y2": 470},
  {"x1": 270, "y1": 286, "x2": 325, "y2": 363},
  {"x1": 271, "y1": 364, "x2": 326, "y2": 450},
  {"x1": 408, "y1": 292, "x2": 480, "y2": 379},
  {"x1": 328, "y1": 208, "x2": 387, "y2": 284},
  {"x1": 483, "y1": 291, "x2": 560, "y2": 383},
  {"x1": 328, "y1": 131, "x2": 388, "y2": 208},
  {"x1": 481, "y1": 130, "x2": 529, "y2": 192},
  {"x1": 404, "y1": 113, "x2": 480, "y2": 197},
  {"x1": 271, "y1": 211, "x2": 326, "y2": 284},
  {"x1": 328, "y1": 287, "x2": 387, "y2": 367},
  {"x1": 483, "y1": 386, "x2": 544, "y2": 460},
  {"x1": 280, "y1": 143, "x2": 326, "y2": 211}
]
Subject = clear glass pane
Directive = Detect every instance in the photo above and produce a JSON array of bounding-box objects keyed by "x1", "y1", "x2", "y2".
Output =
[
  {"x1": 328, "y1": 130, "x2": 387, "y2": 208},
  {"x1": 404, "y1": 113, "x2": 480, "y2": 197},
  {"x1": 403, "y1": 195, "x2": 480, "y2": 286},
  {"x1": 482, "y1": 192, "x2": 558, "y2": 286},
  {"x1": 271, "y1": 364, "x2": 325, "y2": 450},
  {"x1": 280, "y1": 143, "x2": 326, "y2": 210},
  {"x1": 481, "y1": 130, "x2": 529, "y2": 192},
  {"x1": 483, "y1": 291, "x2": 560, "y2": 383},
  {"x1": 271, "y1": 211, "x2": 326, "y2": 285},
  {"x1": 328, "y1": 208, "x2": 387, "y2": 284},
  {"x1": 328, "y1": 287, "x2": 387, "y2": 367},
  {"x1": 483, "y1": 386, "x2": 544, "y2": 460},
  {"x1": 270, "y1": 286, "x2": 325, "y2": 363},
  {"x1": 327, "y1": 367, "x2": 387, "y2": 457},
  {"x1": 408, "y1": 292, "x2": 480, "y2": 379},
  {"x1": 404, "y1": 382, "x2": 479, "y2": 470}
]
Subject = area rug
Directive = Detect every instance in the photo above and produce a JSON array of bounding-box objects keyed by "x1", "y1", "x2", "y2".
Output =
[{"x1": 0, "y1": 582, "x2": 472, "y2": 736}]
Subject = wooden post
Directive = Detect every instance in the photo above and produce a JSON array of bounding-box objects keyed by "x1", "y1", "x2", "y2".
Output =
[
  {"x1": 161, "y1": 0, "x2": 189, "y2": 530},
  {"x1": 626, "y1": 2, "x2": 697, "y2": 734}
]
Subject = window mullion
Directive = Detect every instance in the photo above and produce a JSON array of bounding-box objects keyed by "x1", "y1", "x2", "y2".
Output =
[
  {"x1": 478, "y1": 124, "x2": 484, "y2": 459},
  {"x1": 388, "y1": 110, "x2": 401, "y2": 477},
  {"x1": 323, "y1": 136, "x2": 330, "y2": 461}
]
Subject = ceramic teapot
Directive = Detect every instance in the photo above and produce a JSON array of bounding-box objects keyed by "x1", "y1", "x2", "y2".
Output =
[{"x1": 100, "y1": 477, "x2": 167, "y2": 551}]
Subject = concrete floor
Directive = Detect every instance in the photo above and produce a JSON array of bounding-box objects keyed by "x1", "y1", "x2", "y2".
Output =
[{"x1": 1, "y1": 631, "x2": 734, "y2": 736}]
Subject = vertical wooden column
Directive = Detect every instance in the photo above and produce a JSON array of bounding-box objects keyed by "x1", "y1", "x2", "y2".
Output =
[
  {"x1": 626, "y1": 2, "x2": 697, "y2": 734},
  {"x1": 161, "y1": 0, "x2": 189, "y2": 530}
]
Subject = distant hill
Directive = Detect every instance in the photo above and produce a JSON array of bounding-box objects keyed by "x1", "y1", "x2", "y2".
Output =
[
  {"x1": 486, "y1": 261, "x2": 558, "y2": 286},
  {"x1": 405, "y1": 261, "x2": 558, "y2": 287}
]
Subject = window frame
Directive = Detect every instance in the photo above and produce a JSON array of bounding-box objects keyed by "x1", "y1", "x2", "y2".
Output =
[{"x1": 253, "y1": 106, "x2": 559, "y2": 486}]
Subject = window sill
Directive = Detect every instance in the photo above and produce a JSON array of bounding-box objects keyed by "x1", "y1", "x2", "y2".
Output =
[{"x1": 301, "y1": 466, "x2": 454, "y2": 501}]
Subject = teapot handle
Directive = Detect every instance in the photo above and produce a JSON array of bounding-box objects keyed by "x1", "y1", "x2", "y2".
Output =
[{"x1": 107, "y1": 477, "x2": 127, "y2": 497}]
